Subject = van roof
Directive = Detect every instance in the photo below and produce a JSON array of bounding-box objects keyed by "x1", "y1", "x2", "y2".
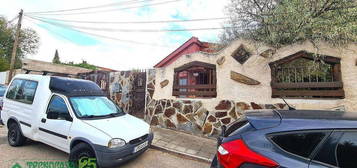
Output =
[
  {"x1": 12, "y1": 74, "x2": 105, "y2": 97},
  {"x1": 49, "y1": 76, "x2": 105, "y2": 97}
]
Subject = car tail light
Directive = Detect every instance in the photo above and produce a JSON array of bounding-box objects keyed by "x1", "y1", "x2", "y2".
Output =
[{"x1": 217, "y1": 139, "x2": 279, "y2": 168}]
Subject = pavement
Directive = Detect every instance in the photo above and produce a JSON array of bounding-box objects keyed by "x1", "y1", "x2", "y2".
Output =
[
  {"x1": 151, "y1": 127, "x2": 217, "y2": 163},
  {"x1": 0, "y1": 126, "x2": 210, "y2": 168},
  {"x1": 0, "y1": 125, "x2": 212, "y2": 168}
]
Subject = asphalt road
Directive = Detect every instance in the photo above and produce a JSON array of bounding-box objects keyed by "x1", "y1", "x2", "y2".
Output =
[{"x1": 0, "y1": 126, "x2": 209, "y2": 168}]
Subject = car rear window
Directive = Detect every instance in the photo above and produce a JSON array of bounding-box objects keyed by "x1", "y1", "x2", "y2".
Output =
[
  {"x1": 336, "y1": 131, "x2": 357, "y2": 168},
  {"x1": 6, "y1": 79, "x2": 38, "y2": 104},
  {"x1": 270, "y1": 131, "x2": 328, "y2": 158}
]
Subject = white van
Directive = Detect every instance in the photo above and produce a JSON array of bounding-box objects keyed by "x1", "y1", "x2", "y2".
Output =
[{"x1": 0, "y1": 74, "x2": 153, "y2": 167}]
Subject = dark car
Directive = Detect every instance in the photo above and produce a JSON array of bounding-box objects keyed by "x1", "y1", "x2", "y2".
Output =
[{"x1": 211, "y1": 109, "x2": 357, "y2": 168}]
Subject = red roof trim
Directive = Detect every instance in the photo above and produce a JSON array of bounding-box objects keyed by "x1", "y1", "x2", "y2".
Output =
[{"x1": 154, "y1": 37, "x2": 202, "y2": 68}]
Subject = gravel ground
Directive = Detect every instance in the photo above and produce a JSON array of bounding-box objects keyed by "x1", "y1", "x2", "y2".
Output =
[{"x1": 0, "y1": 126, "x2": 209, "y2": 168}]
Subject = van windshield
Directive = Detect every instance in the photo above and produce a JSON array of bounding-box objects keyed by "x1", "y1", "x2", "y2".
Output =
[{"x1": 69, "y1": 96, "x2": 124, "y2": 119}]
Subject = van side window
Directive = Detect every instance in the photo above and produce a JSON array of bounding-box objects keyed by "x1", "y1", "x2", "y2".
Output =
[
  {"x1": 270, "y1": 132, "x2": 327, "y2": 158},
  {"x1": 336, "y1": 131, "x2": 357, "y2": 168},
  {"x1": 47, "y1": 95, "x2": 70, "y2": 119},
  {"x1": 6, "y1": 79, "x2": 38, "y2": 104}
]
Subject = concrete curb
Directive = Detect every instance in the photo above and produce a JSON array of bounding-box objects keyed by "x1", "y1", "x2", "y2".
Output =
[{"x1": 150, "y1": 144, "x2": 212, "y2": 164}]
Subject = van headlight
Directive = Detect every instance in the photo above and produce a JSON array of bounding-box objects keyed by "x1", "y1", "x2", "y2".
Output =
[{"x1": 108, "y1": 138, "x2": 126, "y2": 148}]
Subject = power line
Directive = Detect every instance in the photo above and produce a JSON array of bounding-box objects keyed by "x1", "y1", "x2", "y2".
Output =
[
  {"x1": 27, "y1": 0, "x2": 182, "y2": 16},
  {"x1": 25, "y1": 16, "x2": 173, "y2": 48},
  {"x1": 26, "y1": 0, "x2": 148, "y2": 14},
  {"x1": 26, "y1": 17, "x2": 75, "y2": 42},
  {"x1": 29, "y1": 15, "x2": 229, "y2": 24},
  {"x1": 27, "y1": 15, "x2": 229, "y2": 32}
]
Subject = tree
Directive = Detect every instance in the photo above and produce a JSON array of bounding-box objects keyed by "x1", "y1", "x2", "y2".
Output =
[
  {"x1": 64, "y1": 60, "x2": 97, "y2": 70},
  {"x1": 52, "y1": 49, "x2": 61, "y2": 64},
  {"x1": 221, "y1": 0, "x2": 357, "y2": 48},
  {"x1": 0, "y1": 16, "x2": 40, "y2": 71}
]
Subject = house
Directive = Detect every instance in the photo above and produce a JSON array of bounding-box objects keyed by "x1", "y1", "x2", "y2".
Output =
[{"x1": 145, "y1": 37, "x2": 357, "y2": 136}]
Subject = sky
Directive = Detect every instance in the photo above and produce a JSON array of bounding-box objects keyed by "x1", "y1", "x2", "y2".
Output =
[{"x1": 1, "y1": 0, "x2": 229, "y2": 70}]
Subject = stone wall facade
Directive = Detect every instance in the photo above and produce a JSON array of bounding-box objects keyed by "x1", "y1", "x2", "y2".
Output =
[
  {"x1": 145, "y1": 99, "x2": 287, "y2": 136},
  {"x1": 109, "y1": 71, "x2": 146, "y2": 114}
]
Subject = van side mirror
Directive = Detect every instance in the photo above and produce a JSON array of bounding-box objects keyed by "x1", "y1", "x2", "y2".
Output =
[{"x1": 47, "y1": 111, "x2": 59, "y2": 119}]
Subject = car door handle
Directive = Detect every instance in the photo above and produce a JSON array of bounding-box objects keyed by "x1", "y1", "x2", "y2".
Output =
[{"x1": 41, "y1": 118, "x2": 46, "y2": 123}]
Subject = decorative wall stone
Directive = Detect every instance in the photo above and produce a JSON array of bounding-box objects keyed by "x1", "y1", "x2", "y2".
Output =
[
  {"x1": 185, "y1": 113, "x2": 195, "y2": 122},
  {"x1": 177, "y1": 113, "x2": 189, "y2": 124},
  {"x1": 229, "y1": 107, "x2": 237, "y2": 119},
  {"x1": 183, "y1": 105, "x2": 193, "y2": 114},
  {"x1": 265, "y1": 104, "x2": 276, "y2": 109},
  {"x1": 230, "y1": 71, "x2": 261, "y2": 85},
  {"x1": 150, "y1": 116, "x2": 159, "y2": 126},
  {"x1": 216, "y1": 56, "x2": 226, "y2": 65},
  {"x1": 155, "y1": 105, "x2": 163, "y2": 114},
  {"x1": 221, "y1": 117, "x2": 231, "y2": 125},
  {"x1": 164, "y1": 107, "x2": 176, "y2": 118},
  {"x1": 173, "y1": 101, "x2": 182, "y2": 110},
  {"x1": 215, "y1": 112, "x2": 227, "y2": 118},
  {"x1": 236, "y1": 102, "x2": 250, "y2": 110},
  {"x1": 207, "y1": 115, "x2": 217, "y2": 122},
  {"x1": 260, "y1": 49, "x2": 276, "y2": 58},
  {"x1": 193, "y1": 101, "x2": 203, "y2": 112},
  {"x1": 215, "y1": 100, "x2": 232, "y2": 110},
  {"x1": 202, "y1": 123, "x2": 213, "y2": 135},
  {"x1": 251, "y1": 102, "x2": 263, "y2": 109},
  {"x1": 165, "y1": 119, "x2": 176, "y2": 129},
  {"x1": 160, "y1": 79, "x2": 169, "y2": 88}
]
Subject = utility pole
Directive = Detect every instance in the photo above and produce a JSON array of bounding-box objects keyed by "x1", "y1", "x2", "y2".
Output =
[{"x1": 7, "y1": 9, "x2": 23, "y2": 84}]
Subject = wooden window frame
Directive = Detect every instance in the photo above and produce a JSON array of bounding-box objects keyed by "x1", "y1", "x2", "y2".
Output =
[
  {"x1": 269, "y1": 51, "x2": 344, "y2": 99},
  {"x1": 173, "y1": 61, "x2": 217, "y2": 98}
]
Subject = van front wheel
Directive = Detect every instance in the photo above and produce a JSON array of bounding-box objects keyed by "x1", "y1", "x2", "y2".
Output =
[
  {"x1": 69, "y1": 143, "x2": 98, "y2": 168},
  {"x1": 7, "y1": 122, "x2": 26, "y2": 146}
]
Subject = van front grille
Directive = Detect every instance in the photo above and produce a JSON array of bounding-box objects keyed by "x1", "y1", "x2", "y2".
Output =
[{"x1": 129, "y1": 134, "x2": 148, "y2": 144}]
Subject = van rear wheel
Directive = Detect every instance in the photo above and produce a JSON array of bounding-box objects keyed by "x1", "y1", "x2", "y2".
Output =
[
  {"x1": 69, "y1": 143, "x2": 98, "y2": 168},
  {"x1": 8, "y1": 122, "x2": 26, "y2": 146}
]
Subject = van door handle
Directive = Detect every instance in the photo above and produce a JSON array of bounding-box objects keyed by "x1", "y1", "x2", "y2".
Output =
[{"x1": 41, "y1": 118, "x2": 46, "y2": 123}]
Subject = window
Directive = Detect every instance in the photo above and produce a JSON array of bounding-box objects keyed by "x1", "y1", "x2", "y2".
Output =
[
  {"x1": 270, "y1": 131, "x2": 327, "y2": 158},
  {"x1": 0, "y1": 85, "x2": 7, "y2": 97},
  {"x1": 336, "y1": 131, "x2": 357, "y2": 168},
  {"x1": 70, "y1": 96, "x2": 124, "y2": 118},
  {"x1": 269, "y1": 51, "x2": 344, "y2": 99},
  {"x1": 47, "y1": 95, "x2": 70, "y2": 120},
  {"x1": 232, "y1": 45, "x2": 251, "y2": 64},
  {"x1": 6, "y1": 79, "x2": 38, "y2": 104},
  {"x1": 312, "y1": 131, "x2": 342, "y2": 167},
  {"x1": 173, "y1": 61, "x2": 216, "y2": 98}
]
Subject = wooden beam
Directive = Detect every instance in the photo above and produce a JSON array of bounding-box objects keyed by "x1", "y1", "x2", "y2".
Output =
[
  {"x1": 173, "y1": 84, "x2": 216, "y2": 89},
  {"x1": 269, "y1": 51, "x2": 341, "y2": 67},
  {"x1": 173, "y1": 91, "x2": 216, "y2": 97},
  {"x1": 333, "y1": 64, "x2": 342, "y2": 81},
  {"x1": 272, "y1": 89, "x2": 345, "y2": 98},
  {"x1": 271, "y1": 82, "x2": 343, "y2": 89},
  {"x1": 174, "y1": 61, "x2": 216, "y2": 72}
]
